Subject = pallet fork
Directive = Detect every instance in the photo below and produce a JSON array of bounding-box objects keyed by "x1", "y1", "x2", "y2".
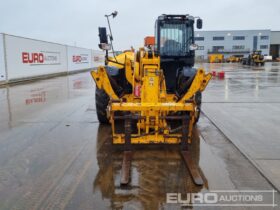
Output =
[{"x1": 120, "y1": 114, "x2": 204, "y2": 186}]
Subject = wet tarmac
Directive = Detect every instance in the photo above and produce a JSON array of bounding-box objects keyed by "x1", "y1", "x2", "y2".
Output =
[
  {"x1": 0, "y1": 64, "x2": 279, "y2": 209},
  {"x1": 199, "y1": 62, "x2": 280, "y2": 193}
]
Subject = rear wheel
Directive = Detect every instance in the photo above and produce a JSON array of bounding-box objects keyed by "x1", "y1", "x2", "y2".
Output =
[{"x1": 95, "y1": 88, "x2": 110, "y2": 124}]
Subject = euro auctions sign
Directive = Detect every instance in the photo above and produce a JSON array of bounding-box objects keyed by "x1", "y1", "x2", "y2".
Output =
[
  {"x1": 22, "y1": 51, "x2": 61, "y2": 65},
  {"x1": 22, "y1": 52, "x2": 44, "y2": 63},
  {"x1": 72, "y1": 54, "x2": 89, "y2": 64},
  {"x1": 67, "y1": 46, "x2": 91, "y2": 72}
]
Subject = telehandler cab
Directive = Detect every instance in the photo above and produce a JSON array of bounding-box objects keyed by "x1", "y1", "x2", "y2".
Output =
[{"x1": 91, "y1": 13, "x2": 212, "y2": 186}]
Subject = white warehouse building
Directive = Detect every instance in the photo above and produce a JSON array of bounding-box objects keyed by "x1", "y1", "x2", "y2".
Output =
[{"x1": 194, "y1": 30, "x2": 278, "y2": 60}]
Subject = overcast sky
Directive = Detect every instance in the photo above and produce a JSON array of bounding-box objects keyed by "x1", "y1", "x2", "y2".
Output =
[{"x1": 0, "y1": 0, "x2": 279, "y2": 50}]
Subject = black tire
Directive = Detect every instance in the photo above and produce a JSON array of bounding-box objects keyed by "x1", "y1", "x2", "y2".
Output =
[{"x1": 95, "y1": 87, "x2": 110, "y2": 124}]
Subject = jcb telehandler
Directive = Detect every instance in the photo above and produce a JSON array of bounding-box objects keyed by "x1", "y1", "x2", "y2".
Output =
[
  {"x1": 242, "y1": 50, "x2": 265, "y2": 66},
  {"x1": 91, "y1": 13, "x2": 212, "y2": 186}
]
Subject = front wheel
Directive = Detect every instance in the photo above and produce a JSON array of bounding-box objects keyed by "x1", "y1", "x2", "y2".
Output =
[{"x1": 95, "y1": 88, "x2": 110, "y2": 124}]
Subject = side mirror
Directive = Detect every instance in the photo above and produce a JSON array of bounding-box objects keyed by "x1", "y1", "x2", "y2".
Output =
[
  {"x1": 98, "y1": 27, "x2": 108, "y2": 44},
  {"x1": 197, "y1": 19, "x2": 203, "y2": 29},
  {"x1": 98, "y1": 27, "x2": 111, "y2": 50}
]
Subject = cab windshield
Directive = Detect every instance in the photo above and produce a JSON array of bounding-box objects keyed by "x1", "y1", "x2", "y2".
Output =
[{"x1": 159, "y1": 22, "x2": 192, "y2": 56}]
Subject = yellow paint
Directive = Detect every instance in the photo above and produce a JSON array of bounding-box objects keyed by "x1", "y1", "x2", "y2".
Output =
[
  {"x1": 90, "y1": 48, "x2": 212, "y2": 145},
  {"x1": 208, "y1": 54, "x2": 224, "y2": 63}
]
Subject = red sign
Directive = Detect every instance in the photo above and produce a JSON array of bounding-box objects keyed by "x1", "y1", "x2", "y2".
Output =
[
  {"x1": 72, "y1": 54, "x2": 88, "y2": 64},
  {"x1": 22, "y1": 52, "x2": 44, "y2": 64},
  {"x1": 73, "y1": 55, "x2": 82, "y2": 63},
  {"x1": 22, "y1": 51, "x2": 60, "y2": 65}
]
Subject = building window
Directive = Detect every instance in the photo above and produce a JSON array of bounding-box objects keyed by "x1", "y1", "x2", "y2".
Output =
[
  {"x1": 212, "y1": 46, "x2": 224, "y2": 52},
  {"x1": 197, "y1": 46, "x2": 204, "y2": 50},
  {"x1": 232, "y1": 45, "x2": 245, "y2": 50},
  {"x1": 196, "y1": 55, "x2": 204, "y2": 60},
  {"x1": 233, "y1": 36, "x2": 245, "y2": 40},
  {"x1": 260, "y1": 45, "x2": 268, "y2": 49},
  {"x1": 260, "y1": 36, "x2": 269, "y2": 40},
  {"x1": 213, "y1": 36, "x2": 224, "y2": 41},
  {"x1": 195, "y1": 37, "x2": 204, "y2": 41}
]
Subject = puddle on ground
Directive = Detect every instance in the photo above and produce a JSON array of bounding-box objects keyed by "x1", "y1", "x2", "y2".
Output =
[{"x1": 92, "y1": 125, "x2": 207, "y2": 209}]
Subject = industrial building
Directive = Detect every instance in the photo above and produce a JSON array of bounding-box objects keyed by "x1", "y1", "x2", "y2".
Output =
[
  {"x1": 270, "y1": 31, "x2": 280, "y2": 59},
  {"x1": 194, "y1": 30, "x2": 280, "y2": 60}
]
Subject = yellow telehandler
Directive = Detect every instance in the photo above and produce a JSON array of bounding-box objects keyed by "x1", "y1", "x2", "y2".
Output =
[
  {"x1": 242, "y1": 50, "x2": 265, "y2": 66},
  {"x1": 91, "y1": 13, "x2": 212, "y2": 186}
]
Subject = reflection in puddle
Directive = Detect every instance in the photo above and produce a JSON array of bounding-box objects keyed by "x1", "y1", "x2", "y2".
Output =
[
  {"x1": 0, "y1": 72, "x2": 94, "y2": 130},
  {"x1": 71, "y1": 76, "x2": 91, "y2": 90},
  {"x1": 225, "y1": 78, "x2": 229, "y2": 100},
  {"x1": 252, "y1": 66, "x2": 265, "y2": 71},
  {"x1": 25, "y1": 89, "x2": 47, "y2": 105},
  {"x1": 93, "y1": 125, "x2": 206, "y2": 210}
]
